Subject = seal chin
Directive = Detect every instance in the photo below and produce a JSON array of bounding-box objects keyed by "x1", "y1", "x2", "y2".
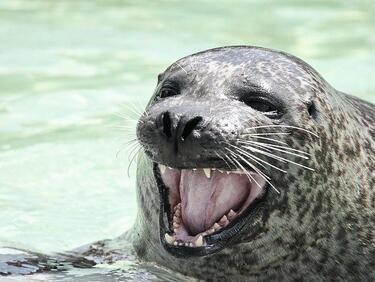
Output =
[{"x1": 154, "y1": 163, "x2": 268, "y2": 257}]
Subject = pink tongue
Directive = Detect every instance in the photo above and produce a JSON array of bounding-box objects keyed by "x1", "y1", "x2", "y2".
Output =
[{"x1": 180, "y1": 169, "x2": 250, "y2": 235}]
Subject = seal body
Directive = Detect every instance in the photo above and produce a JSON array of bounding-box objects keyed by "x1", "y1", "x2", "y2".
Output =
[{"x1": 133, "y1": 46, "x2": 375, "y2": 281}]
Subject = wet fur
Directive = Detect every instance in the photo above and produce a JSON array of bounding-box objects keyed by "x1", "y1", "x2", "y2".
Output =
[{"x1": 132, "y1": 46, "x2": 375, "y2": 281}]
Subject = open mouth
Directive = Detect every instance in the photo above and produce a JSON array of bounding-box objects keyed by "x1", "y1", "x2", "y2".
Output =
[{"x1": 154, "y1": 163, "x2": 269, "y2": 257}]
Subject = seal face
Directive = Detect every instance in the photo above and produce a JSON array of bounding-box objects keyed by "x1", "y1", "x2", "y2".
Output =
[
  {"x1": 135, "y1": 46, "x2": 375, "y2": 280},
  {"x1": 136, "y1": 46, "x2": 323, "y2": 257}
]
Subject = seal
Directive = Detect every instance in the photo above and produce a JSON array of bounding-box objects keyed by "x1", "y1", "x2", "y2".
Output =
[
  {"x1": 133, "y1": 46, "x2": 375, "y2": 280},
  {"x1": 1, "y1": 46, "x2": 374, "y2": 281}
]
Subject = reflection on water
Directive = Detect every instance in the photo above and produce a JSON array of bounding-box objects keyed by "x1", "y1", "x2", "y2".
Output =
[{"x1": 0, "y1": 0, "x2": 373, "y2": 280}]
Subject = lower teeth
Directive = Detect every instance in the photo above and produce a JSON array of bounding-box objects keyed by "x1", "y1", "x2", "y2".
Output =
[{"x1": 165, "y1": 203, "x2": 237, "y2": 247}]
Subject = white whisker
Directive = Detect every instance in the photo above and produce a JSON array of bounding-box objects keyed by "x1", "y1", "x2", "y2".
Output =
[
  {"x1": 227, "y1": 143, "x2": 287, "y2": 174},
  {"x1": 244, "y1": 125, "x2": 319, "y2": 138},
  {"x1": 127, "y1": 146, "x2": 141, "y2": 177},
  {"x1": 242, "y1": 145, "x2": 315, "y2": 171},
  {"x1": 244, "y1": 136, "x2": 289, "y2": 145},
  {"x1": 225, "y1": 147, "x2": 280, "y2": 194},
  {"x1": 243, "y1": 132, "x2": 291, "y2": 137},
  {"x1": 215, "y1": 151, "x2": 232, "y2": 170},
  {"x1": 238, "y1": 140, "x2": 310, "y2": 159},
  {"x1": 225, "y1": 149, "x2": 261, "y2": 187}
]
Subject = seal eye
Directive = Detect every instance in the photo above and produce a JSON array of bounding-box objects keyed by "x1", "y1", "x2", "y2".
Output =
[
  {"x1": 248, "y1": 101, "x2": 275, "y2": 112},
  {"x1": 159, "y1": 84, "x2": 180, "y2": 99},
  {"x1": 240, "y1": 96, "x2": 282, "y2": 119}
]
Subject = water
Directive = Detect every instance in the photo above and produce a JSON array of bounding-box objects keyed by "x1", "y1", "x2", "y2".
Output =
[{"x1": 0, "y1": 0, "x2": 373, "y2": 280}]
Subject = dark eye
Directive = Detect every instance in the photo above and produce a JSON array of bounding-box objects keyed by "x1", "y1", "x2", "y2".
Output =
[
  {"x1": 159, "y1": 85, "x2": 179, "y2": 99},
  {"x1": 240, "y1": 96, "x2": 282, "y2": 119}
]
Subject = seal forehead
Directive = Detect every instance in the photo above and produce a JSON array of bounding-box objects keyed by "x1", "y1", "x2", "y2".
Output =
[{"x1": 164, "y1": 46, "x2": 327, "y2": 100}]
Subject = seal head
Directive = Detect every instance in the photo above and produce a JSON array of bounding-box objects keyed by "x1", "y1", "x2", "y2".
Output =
[{"x1": 135, "y1": 46, "x2": 375, "y2": 280}]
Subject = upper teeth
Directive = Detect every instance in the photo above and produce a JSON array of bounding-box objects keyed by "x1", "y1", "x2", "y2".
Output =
[
  {"x1": 158, "y1": 165, "x2": 246, "y2": 179},
  {"x1": 159, "y1": 164, "x2": 166, "y2": 174},
  {"x1": 203, "y1": 168, "x2": 211, "y2": 178}
]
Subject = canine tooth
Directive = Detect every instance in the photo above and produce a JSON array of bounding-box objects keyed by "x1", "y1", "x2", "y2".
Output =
[
  {"x1": 165, "y1": 233, "x2": 176, "y2": 244},
  {"x1": 193, "y1": 168, "x2": 197, "y2": 171},
  {"x1": 203, "y1": 168, "x2": 211, "y2": 178},
  {"x1": 168, "y1": 166, "x2": 172, "y2": 170},
  {"x1": 159, "y1": 164, "x2": 166, "y2": 174},
  {"x1": 226, "y1": 171, "x2": 231, "y2": 174},
  {"x1": 173, "y1": 222, "x2": 180, "y2": 228},
  {"x1": 208, "y1": 228, "x2": 215, "y2": 234},
  {"x1": 213, "y1": 223, "x2": 221, "y2": 230},
  {"x1": 195, "y1": 235, "x2": 203, "y2": 247},
  {"x1": 189, "y1": 242, "x2": 193, "y2": 247},
  {"x1": 173, "y1": 241, "x2": 178, "y2": 246}
]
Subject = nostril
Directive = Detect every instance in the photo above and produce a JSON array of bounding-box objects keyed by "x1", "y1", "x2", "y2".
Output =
[
  {"x1": 181, "y1": 116, "x2": 202, "y2": 140},
  {"x1": 162, "y1": 111, "x2": 172, "y2": 138}
]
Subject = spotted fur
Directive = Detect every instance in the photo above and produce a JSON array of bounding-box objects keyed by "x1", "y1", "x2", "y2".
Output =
[{"x1": 132, "y1": 46, "x2": 375, "y2": 281}]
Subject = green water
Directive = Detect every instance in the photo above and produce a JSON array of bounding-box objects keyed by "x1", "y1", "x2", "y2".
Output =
[{"x1": 0, "y1": 0, "x2": 374, "y2": 280}]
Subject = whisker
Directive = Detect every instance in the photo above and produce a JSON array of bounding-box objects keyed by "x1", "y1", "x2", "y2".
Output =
[
  {"x1": 222, "y1": 152, "x2": 239, "y2": 170},
  {"x1": 228, "y1": 143, "x2": 287, "y2": 174},
  {"x1": 127, "y1": 142, "x2": 141, "y2": 161},
  {"x1": 225, "y1": 149, "x2": 261, "y2": 188},
  {"x1": 241, "y1": 145, "x2": 315, "y2": 171},
  {"x1": 175, "y1": 62, "x2": 188, "y2": 74},
  {"x1": 123, "y1": 100, "x2": 146, "y2": 118},
  {"x1": 121, "y1": 138, "x2": 139, "y2": 149},
  {"x1": 226, "y1": 143, "x2": 270, "y2": 173},
  {"x1": 225, "y1": 146, "x2": 280, "y2": 194},
  {"x1": 214, "y1": 151, "x2": 232, "y2": 170},
  {"x1": 111, "y1": 124, "x2": 137, "y2": 130},
  {"x1": 127, "y1": 146, "x2": 141, "y2": 177},
  {"x1": 114, "y1": 113, "x2": 143, "y2": 124},
  {"x1": 244, "y1": 136, "x2": 289, "y2": 145},
  {"x1": 116, "y1": 140, "x2": 137, "y2": 158},
  {"x1": 242, "y1": 140, "x2": 310, "y2": 156},
  {"x1": 238, "y1": 140, "x2": 310, "y2": 159},
  {"x1": 243, "y1": 132, "x2": 291, "y2": 137},
  {"x1": 244, "y1": 125, "x2": 319, "y2": 138}
]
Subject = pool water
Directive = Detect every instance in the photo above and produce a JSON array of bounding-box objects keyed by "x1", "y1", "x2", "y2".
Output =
[{"x1": 0, "y1": 0, "x2": 373, "y2": 280}]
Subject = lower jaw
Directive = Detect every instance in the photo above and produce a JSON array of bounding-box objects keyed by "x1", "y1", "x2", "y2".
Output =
[{"x1": 153, "y1": 163, "x2": 269, "y2": 257}]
